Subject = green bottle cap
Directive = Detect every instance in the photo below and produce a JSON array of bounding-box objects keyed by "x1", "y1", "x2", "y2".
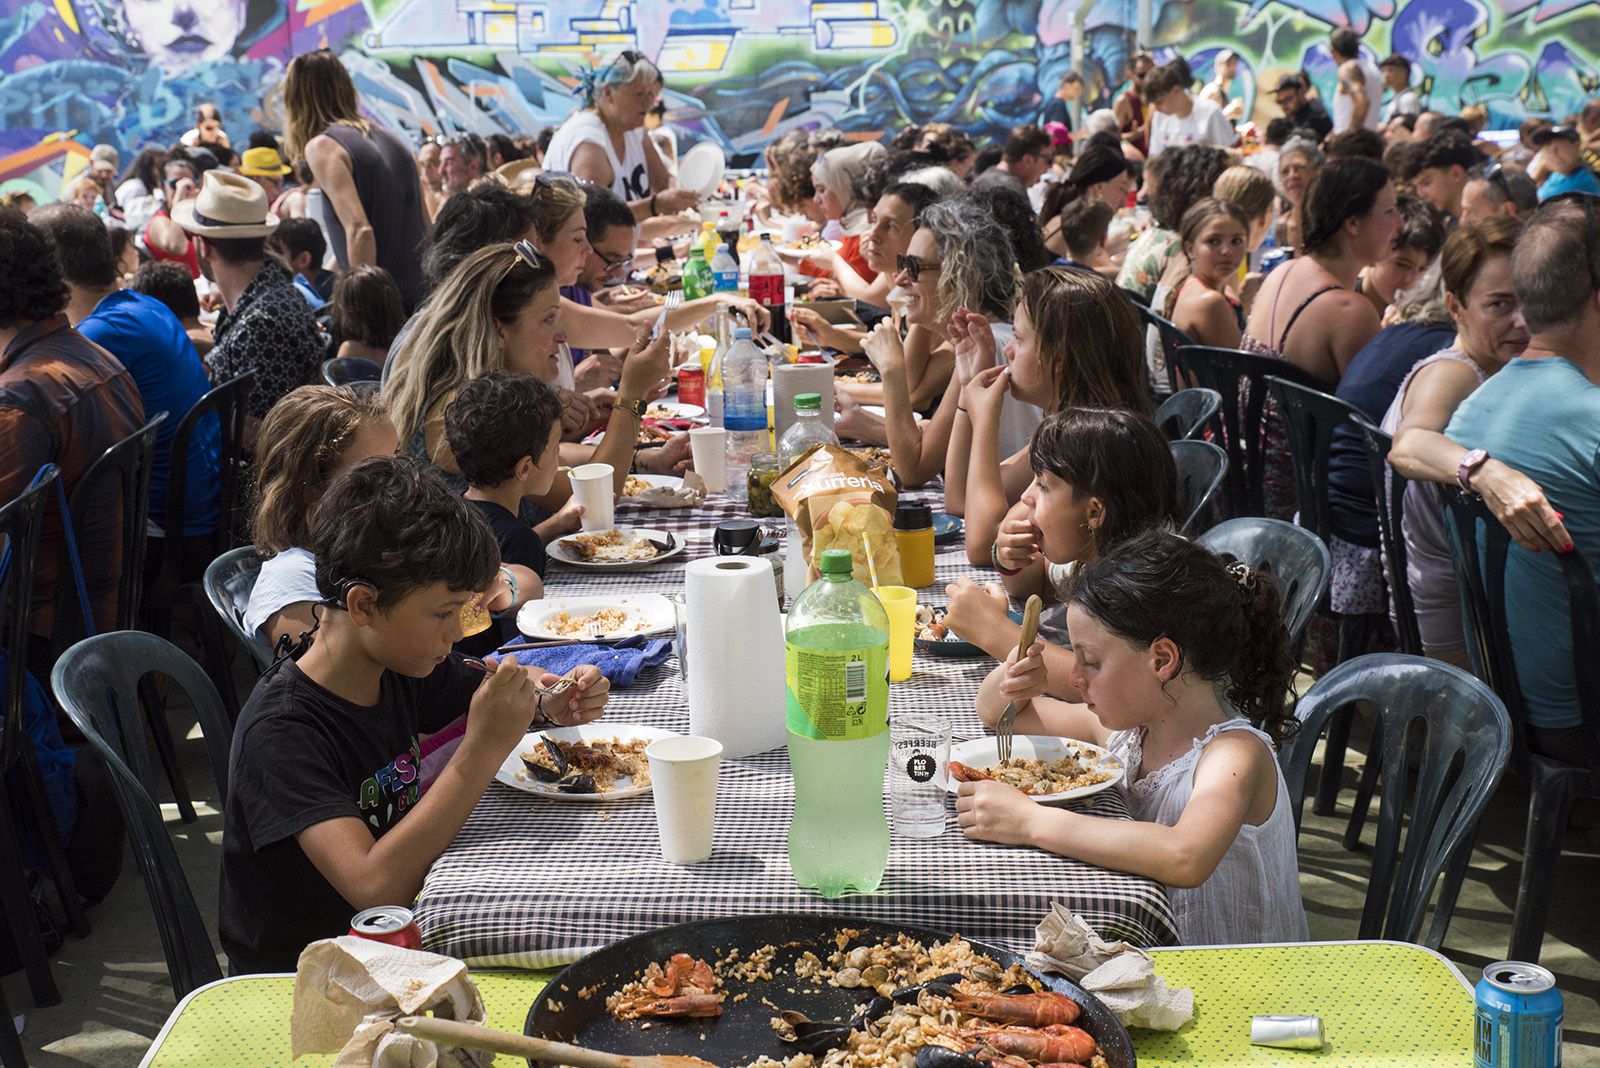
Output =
[
  {"x1": 819, "y1": 548, "x2": 854, "y2": 576},
  {"x1": 795, "y1": 393, "x2": 822, "y2": 410}
]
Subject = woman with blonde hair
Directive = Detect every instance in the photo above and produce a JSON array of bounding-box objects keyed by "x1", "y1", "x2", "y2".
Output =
[{"x1": 283, "y1": 48, "x2": 426, "y2": 311}]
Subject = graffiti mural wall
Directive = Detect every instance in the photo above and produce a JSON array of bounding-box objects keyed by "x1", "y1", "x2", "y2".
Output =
[{"x1": 1, "y1": 0, "x2": 1596, "y2": 198}]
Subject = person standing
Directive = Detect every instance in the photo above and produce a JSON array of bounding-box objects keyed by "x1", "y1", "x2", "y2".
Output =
[
  {"x1": 1040, "y1": 71, "x2": 1084, "y2": 133},
  {"x1": 1378, "y1": 54, "x2": 1422, "y2": 123},
  {"x1": 1272, "y1": 74, "x2": 1333, "y2": 142},
  {"x1": 283, "y1": 49, "x2": 427, "y2": 312},
  {"x1": 1145, "y1": 58, "x2": 1238, "y2": 156},
  {"x1": 1199, "y1": 51, "x2": 1244, "y2": 122},
  {"x1": 1330, "y1": 29, "x2": 1383, "y2": 133},
  {"x1": 1115, "y1": 52, "x2": 1156, "y2": 157}
]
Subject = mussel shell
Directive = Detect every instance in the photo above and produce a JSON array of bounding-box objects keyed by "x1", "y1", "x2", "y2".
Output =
[
  {"x1": 556, "y1": 773, "x2": 598, "y2": 794},
  {"x1": 789, "y1": 1019, "x2": 854, "y2": 1054},
  {"x1": 915, "y1": 1047, "x2": 992, "y2": 1068},
  {"x1": 891, "y1": 973, "x2": 963, "y2": 1004},
  {"x1": 521, "y1": 738, "x2": 570, "y2": 783},
  {"x1": 1000, "y1": 982, "x2": 1034, "y2": 996},
  {"x1": 852, "y1": 995, "x2": 893, "y2": 1025}
]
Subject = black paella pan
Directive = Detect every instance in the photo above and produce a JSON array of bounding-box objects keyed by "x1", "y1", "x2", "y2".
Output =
[{"x1": 524, "y1": 912, "x2": 1135, "y2": 1067}]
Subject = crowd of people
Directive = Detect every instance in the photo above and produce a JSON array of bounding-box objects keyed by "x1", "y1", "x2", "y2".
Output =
[{"x1": 4, "y1": 34, "x2": 1598, "y2": 975}]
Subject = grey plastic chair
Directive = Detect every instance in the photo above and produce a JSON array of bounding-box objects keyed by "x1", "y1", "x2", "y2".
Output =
[
  {"x1": 1155, "y1": 387, "x2": 1221, "y2": 441},
  {"x1": 1135, "y1": 304, "x2": 1195, "y2": 395},
  {"x1": 1170, "y1": 440, "x2": 1227, "y2": 536},
  {"x1": 204, "y1": 546, "x2": 275, "y2": 672},
  {"x1": 50, "y1": 633, "x2": 229, "y2": 999},
  {"x1": 1282, "y1": 653, "x2": 1511, "y2": 948},
  {"x1": 1196, "y1": 517, "x2": 1330, "y2": 644},
  {"x1": 322, "y1": 356, "x2": 383, "y2": 387}
]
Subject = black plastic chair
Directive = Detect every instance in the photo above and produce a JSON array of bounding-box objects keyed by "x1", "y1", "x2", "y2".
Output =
[
  {"x1": 322, "y1": 356, "x2": 383, "y2": 387},
  {"x1": 1282, "y1": 653, "x2": 1511, "y2": 948},
  {"x1": 1352, "y1": 416, "x2": 1421, "y2": 656},
  {"x1": 1172, "y1": 345, "x2": 1322, "y2": 519},
  {"x1": 0, "y1": 467, "x2": 87, "y2": 1008},
  {"x1": 50, "y1": 411, "x2": 167, "y2": 650},
  {"x1": 50, "y1": 633, "x2": 227, "y2": 997},
  {"x1": 1442, "y1": 488, "x2": 1600, "y2": 963},
  {"x1": 1136, "y1": 303, "x2": 1195, "y2": 395},
  {"x1": 1154, "y1": 387, "x2": 1221, "y2": 442},
  {"x1": 0, "y1": 982, "x2": 24, "y2": 1066},
  {"x1": 1196, "y1": 517, "x2": 1330, "y2": 644},
  {"x1": 1170, "y1": 440, "x2": 1227, "y2": 536},
  {"x1": 203, "y1": 546, "x2": 274, "y2": 672}
]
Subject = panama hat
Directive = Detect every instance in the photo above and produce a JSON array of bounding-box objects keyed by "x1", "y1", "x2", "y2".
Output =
[
  {"x1": 239, "y1": 146, "x2": 292, "y2": 177},
  {"x1": 171, "y1": 170, "x2": 279, "y2": 238}
]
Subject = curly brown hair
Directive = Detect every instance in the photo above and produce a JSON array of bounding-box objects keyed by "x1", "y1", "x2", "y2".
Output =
[
  {"x1": 0, "y1": 209, "x2": 68, "y2": 328},
  {"x1": 764, "y1": 129, "x2": 846, "y2": 213}
]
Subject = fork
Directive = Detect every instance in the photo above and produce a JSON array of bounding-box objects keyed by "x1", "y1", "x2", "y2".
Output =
[
  {"x1": 461, "y1": 658, "x2": 579, "y2": 699},
  {"x1": 995, "y1": 594, "x2": 1043, "y2": 765},
  {"x1": 650, "y1": 289, "x2": 683, "y2": 340}
]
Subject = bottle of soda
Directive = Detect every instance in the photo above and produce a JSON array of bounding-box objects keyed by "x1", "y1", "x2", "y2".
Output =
[
  {"x1": 748, "y1": 232, "x2": 789, "y2": 344},
  {"x1": 717, "y1": 210, "x2": 741, "y2": 268},
  {"x1": 779, "y1": 393, "x2": 840, "y2": 602},
  {"x1": 722, "y1": 326, "x2": 768, "y2": 506},
  {"x1": 682, "y1": 246, "x2": 713, "y2": 301},
  {"x1": 711, "y1": 243, "x2": 739, "y2": 294},
  {"x1": 699, "y1": 221, "x2": 720, "y2": 262},
  {"x1": 786, "y1": 547, "x2": 890, "y2": 898}
]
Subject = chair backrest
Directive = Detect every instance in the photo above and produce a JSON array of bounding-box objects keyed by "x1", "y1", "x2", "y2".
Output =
[
  {"x1": 1441, "y1": 488, "x2": 1600, "y2": 774},
  {"x1": 50, "y1": 633, "x2": 225, "y2": 998},
  {"x1": 1266, "y1": 376, "x2": 1365, "y2": 546},
  {"x1": 1, "y1": 467, "x2": 56, "y2": 770},
  {"x1": 1170, "y1": 440, "x2": 1228, "y2": 536},
  {"x1": 1351, "y1": 415, "x2": 1422, "y2": 655},
  {"x1": 52, "y1": 412, "x2": 168, "y2": 646},
  {"x1": 204, "y1": 546, "x2": 275, "y2": 671},
  {"x1": 1154, "y1": 387, "x2": 1221, "y2": 442},
  {"x1": 322, "y1": 356, "x2": 383, "y2": 387},
  {"x1": 1196, "y1": 517, "x2": 1330, "y2": 643},
  {"x1": 1136, "y1": 304, "x2": 1195, "y2": 395},
  {"x1": 1282, "y1": 653, "x2": 1511, "y2": 945},
  {"x1": 1173, "y1": 345, "x2": 1322, "y2": 518},
  {"x1": 163, "y1": 371, "x2": 253, "y2": 578}
]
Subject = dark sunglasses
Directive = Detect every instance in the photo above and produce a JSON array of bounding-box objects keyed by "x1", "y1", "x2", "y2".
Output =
[
  {"x1": 895, "y1": 254, "x2": 941, "y2": 282},
  {"x1": 1480, "y1": 158, "x2": 1511, "y2": 197},
  {"x1": 1544, "y1": 191, "x2": 1600, "y2": 291},
  {"x1": 511, "y1": 239, "x2": 547, "y2": 272}
]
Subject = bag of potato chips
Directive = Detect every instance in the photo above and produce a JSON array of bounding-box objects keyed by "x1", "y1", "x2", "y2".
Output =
[{"x1": 773, "y1": 445, "x2": 903, "y2": 587}]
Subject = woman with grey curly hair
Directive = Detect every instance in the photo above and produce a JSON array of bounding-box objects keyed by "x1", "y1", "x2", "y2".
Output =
[{"x1": 1275, "y1": 135, "x2": 1322, "y2": 251}]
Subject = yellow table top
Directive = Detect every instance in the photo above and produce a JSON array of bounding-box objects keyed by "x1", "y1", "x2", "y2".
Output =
[{"x1": 139, "y1": 941, "x2": 1473, "y2": 1067}]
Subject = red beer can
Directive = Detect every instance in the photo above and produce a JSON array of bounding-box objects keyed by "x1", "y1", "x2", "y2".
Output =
[
  {"x1": 678, "y1": 364, "x2": 706, "y2": 407},
  {"x1": 349, "y1": 906, "x2": 423, "y2": 950}
]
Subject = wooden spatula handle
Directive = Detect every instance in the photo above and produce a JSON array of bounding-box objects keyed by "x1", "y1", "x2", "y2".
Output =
[
  {"x1": 392, "y1": 1016, "x2": 718, "y2": 1068},
  {"x1": 1017, "y1": 594, "x2": 1043, "y2": 659}
]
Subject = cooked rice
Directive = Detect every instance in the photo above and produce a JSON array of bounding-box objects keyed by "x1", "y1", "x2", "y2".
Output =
[
  {"x1": 964, "y1": 753, "x2": 1114, "y2": 796},
  {"x1": 548, "y1": 607, "x2": 632, "y2": 636},
  {"x1": 518, "y1": 737, "x2": 653, "y2": 793},
  {"x1": 566, "y1": 530, "x2": 660, "y2": 562}
]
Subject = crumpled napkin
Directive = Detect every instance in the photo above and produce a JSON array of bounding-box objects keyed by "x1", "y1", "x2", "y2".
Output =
[
  {"x1": 634, "y1": 470, "x2": 708, "y2": 509},
  {"x1": 1026, "y1": 904, "x2": 1194, "y2": 1031},
  {"x1": 495, "y1": 638, "x2": 672, "y2": 687},
  {"x1": 291, "y1": 936, "x2": 494, "y2": 1067}
]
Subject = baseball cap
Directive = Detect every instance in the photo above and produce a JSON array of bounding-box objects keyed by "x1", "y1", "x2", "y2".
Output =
[
  {"x1": 1532, "y1": 125, "x2": 1581, "y2": 145},
  {"x1": 1273, "y1": 74, "x2": 1307, "y2": 94}
]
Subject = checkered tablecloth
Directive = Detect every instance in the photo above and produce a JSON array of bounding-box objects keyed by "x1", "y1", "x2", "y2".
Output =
[{"x1": 413, "y1": 488, "x2": 1179, "y2": 968}]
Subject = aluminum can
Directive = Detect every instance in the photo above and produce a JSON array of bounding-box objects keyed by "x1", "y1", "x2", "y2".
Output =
[
  {"x1": 1258, "y1": 246, "x2": 1293, "y2": 277},
  {"x1": 1251, "y1": 1015, "x2": 1325, "y2": 1050},
  {"x1": 1475, "y1": 961, "x2": 1562, "y2": 1068},
  {"x1": 349, "y1": 906, "x2": 423, "y2": 950},
  {"x1": 678, "y1": 365, "x2": 706, "y2": 408}
]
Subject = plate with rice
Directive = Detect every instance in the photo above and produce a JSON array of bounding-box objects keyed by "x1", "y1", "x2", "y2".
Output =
[
  {"x1": 495, "y1": 724, "x2": 677, "y2": 799},
  {"x1": 945, "y1": 736, "x2": 1124, "y2": 805},
  {"x1": 517, "y1": 593, "x2": 676, "y2": 641},
  {"x1": 550, "y1": 528, "x2": 685, "y2": 571}
]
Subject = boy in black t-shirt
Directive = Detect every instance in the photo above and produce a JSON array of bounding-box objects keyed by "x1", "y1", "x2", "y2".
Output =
[{"x1": 219, "y1": 456, "x2": 609, "y2": 974}]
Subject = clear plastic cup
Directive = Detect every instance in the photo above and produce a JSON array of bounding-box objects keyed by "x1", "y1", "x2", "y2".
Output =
[
  {"x1": 689, "y1": 426, "x2": 727, "y2": 492},
  {"x1": 873, "y1": 585, "x2": 917, "y2": 682},
  {"x1": 646, "y1": 735, "x2": 723, "y2": 864},
  {"x1": 889, "y1": 715, "x2": 951, "y2": 838},
  {"x1": 569, "y1": 462, "x2": 614, "y2": 532}
]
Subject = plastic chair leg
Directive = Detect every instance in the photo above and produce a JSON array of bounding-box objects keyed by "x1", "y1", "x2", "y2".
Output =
[
  {"x1": 1335, "y1": 613, "x2": 1374, "y2": 665},
  {"x1": 1508, "y1": 764, "x2": 1586, "y2": 963},
  {"x1": 1343, "y1": 751, "x2": 1381, "y2": 850},
  {"x1": 1425, "y1": 834, "x2": 1476, "y2": 950},
  {"x1": 1314, "y1": 704, "x2": 1354, "y2": 816},
  {"x1": 139, "y1": 680, "x2": 198, "y2": 825},
  {"x1": 0, "y1": 982, "x2": 26, "y2": 1067},
  {"x1": 0, "y1": 793, "x2": 59, "y2": 1008},
  {"x1": 15, "y1": 742, "x2": 88, "y2": 938}
]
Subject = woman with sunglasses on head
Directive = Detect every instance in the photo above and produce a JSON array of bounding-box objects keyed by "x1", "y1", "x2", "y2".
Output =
[
  {"x1": 774, "y1": 142, "x2": 887, "y2": 289},
  {"x1": 284, "y1": 49, "x2": 427, "y2": 313},
  {"x1": 543, "y1": 50, "x2": 701, "y2": 243}
]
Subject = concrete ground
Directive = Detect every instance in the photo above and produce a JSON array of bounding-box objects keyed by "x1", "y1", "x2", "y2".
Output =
[{"x1": 5, "y1": 684, "x2": 1598, "y2": 1066}]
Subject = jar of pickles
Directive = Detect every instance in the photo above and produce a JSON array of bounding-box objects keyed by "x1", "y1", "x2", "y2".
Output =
[{"x1": 746, "y1": 452, "x2": 784, "y2": 518}]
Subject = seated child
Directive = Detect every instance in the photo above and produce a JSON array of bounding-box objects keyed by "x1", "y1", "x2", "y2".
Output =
[
  {"x1": 957, "y1": 530, "x2": 1308, "y2": 945},
  {"x1": 220, "y1": 456, "x2": 610, "y2": 973},
  {"x1": 1054, "y1": 197, "x2": 1116, "y2": 276}
]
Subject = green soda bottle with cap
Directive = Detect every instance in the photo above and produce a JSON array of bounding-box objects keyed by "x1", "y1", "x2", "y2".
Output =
[{"x1": 785, "y1": 547, "x2": 890, "y2": 897}]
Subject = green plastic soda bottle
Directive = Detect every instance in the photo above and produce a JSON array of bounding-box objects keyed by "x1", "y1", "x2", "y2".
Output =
[
  {"x1": 785, "y1": 548, "x2": 890, "y2": 898},
  {"x1": 682, "y1": 246, "x2": 713, "y2": 301}
]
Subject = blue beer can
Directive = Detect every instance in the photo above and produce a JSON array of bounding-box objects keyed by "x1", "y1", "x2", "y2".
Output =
[
  {"x1": 1475, "y1": 961, "x2": 1563, "y2": 1068},
  {"x1": 1258, "y1": 246, "x2": 1293, "y2": 277}
]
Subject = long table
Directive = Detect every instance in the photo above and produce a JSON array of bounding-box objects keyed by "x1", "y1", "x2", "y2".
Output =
[{"x1": 411, "y1": 489, "x2": 1179, "y2": 967}]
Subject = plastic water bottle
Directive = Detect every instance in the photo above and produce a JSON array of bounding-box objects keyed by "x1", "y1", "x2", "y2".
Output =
[
  {"x1": 705, "y1": 311, "x2": 727, "y2": 427},
  {"x1": 682, "y1": 246, "x2": 713, "y2": 301},
  {"x1": 748, "y1": 232, "x2": 789, "y2": 345},
  {"x1": 780, "y1": 393, "x2": 840, "y2": 602},
  {"x1": 722, "y1": 326, "x2": 768, "y2": 506},
  {"x1": 711, "y1": 243, "x2": 739, "y2": 294},
  {"x1": 786, "y1": 548, "x2": 891, "y2": 898}
]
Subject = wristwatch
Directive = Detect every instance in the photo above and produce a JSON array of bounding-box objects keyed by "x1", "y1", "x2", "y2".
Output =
[
  {"x1": 615, "y1": 396, "x2": 645, "y2": 419},
  {"x1": 1457, "y1": 448, "x2": 1490, "y2": 493}
]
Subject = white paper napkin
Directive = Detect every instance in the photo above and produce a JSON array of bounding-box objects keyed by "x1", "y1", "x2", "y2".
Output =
[{"x1": 1026, "y1": 903, "x2": 1194, "y2": 1031}]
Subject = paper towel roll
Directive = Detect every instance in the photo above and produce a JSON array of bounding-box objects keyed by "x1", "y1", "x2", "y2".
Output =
[
  {"x1": 684, "y1": 556, "x2": 788, "y2": 758},
  {"x1": 774, "y1": 363, "x2": 836, "y2": 447}
]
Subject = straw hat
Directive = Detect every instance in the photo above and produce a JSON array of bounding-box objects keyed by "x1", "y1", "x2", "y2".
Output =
[
  {"x1": 90, "y1": 144, "x2": 120, "y2": 169},
  {"x1": 239, "y1": 146, "x2": 292, "y2": 177},
  {"x1": 171, "y1": 170, "x2": 279, "y2": 238}
]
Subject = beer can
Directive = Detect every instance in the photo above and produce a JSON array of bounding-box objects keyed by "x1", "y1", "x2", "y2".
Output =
[
  {"x1": 349, "y1": 906, "x2": 423, "y2": 950},
  {"x1": 1475, "y1": 961, "x2": 1563, "y2": 1068},
  {"x1": 1251, "y1": 1015, "x2": 1325, "y2": 1050},
  {"x1": 678, "y1": 364, "x2": 706, "y2": 408}
]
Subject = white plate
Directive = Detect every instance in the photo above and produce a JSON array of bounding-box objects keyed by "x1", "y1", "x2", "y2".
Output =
[
  {"x1": 945, "y1": 736, "x2": 1125, "y2": 806},
  {"x1": 679, "y1": 142, "x2": 726, "y2": 198},
  {"x1": 644, "y1": 401, "x2": 705, "y2": 420},
  {"x1": 516, "y1": 592, "x2": 675, "y2": 640},
  {"x1": 860, "y1": 404, "x2": 925, "y2": 425},
  {"x1": 496, "y1": 724, "x2": 677, "y2": 800},
  {"x1": 548, "y1": 528, "x2": 685, "y2": 571}
]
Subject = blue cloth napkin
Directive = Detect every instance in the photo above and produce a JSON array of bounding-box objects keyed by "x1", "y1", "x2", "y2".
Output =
[{"x1": 493, "y1": 638, "x2": 672, "y2": 688}]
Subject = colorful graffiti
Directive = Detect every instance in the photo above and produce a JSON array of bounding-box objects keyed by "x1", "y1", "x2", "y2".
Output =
[{"x1": 1, "y1": 0, "x2": 1597, "y2": 198}]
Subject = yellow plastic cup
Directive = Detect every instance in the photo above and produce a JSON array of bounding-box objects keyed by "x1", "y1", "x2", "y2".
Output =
[{"x1": 873, "y1": 586, "x2": 917, "y2": 682}]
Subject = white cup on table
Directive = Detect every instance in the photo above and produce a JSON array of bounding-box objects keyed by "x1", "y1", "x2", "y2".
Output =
[
  {"x1": 569, "y1": 463, "x2": 615, "y2": 531},
  {"x1": 688, "y1": 427, "x2": 727, "y2": 493},
  {"x1": 646, "y1": 735, "x2": 723, "y2": 864}
]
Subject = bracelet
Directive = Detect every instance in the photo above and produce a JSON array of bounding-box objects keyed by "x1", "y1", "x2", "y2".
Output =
[
  {"x1": 991, "y1": 542, "x2": 1023, "y2": 576},
  {"x1": 650, "y1": 193, "x2": 658, "y2": 217},
  {"x1": 615, "y1": 396, "x2": 645, "y2": 419},
  {"x1": 493, "y1": 564, "x2": 519, "y2": 616},
  {"x1": 957, "y1": 406, "x2": 968, "y2": 414},
  {"x1": 532, "y1": 692, "x2": 552, "y2": 726}
]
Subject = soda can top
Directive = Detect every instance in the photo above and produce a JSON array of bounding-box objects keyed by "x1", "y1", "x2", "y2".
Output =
[
  {"x1": 1482, "y1": 961, "x2": 1556, "y2": 994},
  {"x1": 351, "y1": 905, "x2": 415, "y2": 934}
]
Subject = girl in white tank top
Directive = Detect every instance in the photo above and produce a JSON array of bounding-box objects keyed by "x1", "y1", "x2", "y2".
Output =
[{"x1": 958, "y1": 530, "x2": 1309, "y2": 945}]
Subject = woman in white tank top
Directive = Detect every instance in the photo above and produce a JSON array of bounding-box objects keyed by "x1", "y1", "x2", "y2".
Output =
[{"x1": 960, "y1": 531, "x2": 1309, "y2": 946}]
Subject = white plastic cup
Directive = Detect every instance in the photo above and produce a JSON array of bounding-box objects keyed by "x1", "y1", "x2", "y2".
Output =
[
  {"x1": 688, "y1": 426, "x2": 727, "y2": 493},
  {"x1": 569, "y1": 463, "x2": 615, "y2": 532},
  {"x1": 646, "y1": 735, "x2": 723, "y2": 864}
]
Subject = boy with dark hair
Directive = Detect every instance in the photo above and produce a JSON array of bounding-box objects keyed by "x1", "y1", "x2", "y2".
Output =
[
  {"x1": 269, "y1": 216, "x2": 334, "y2": 309},
  {"x1": 220, "y1": 455, "x2": 609, "y2": 973},
  {"x1": 1055, "y1": 197, "x2": 1115, "y2": 274},
  {"x1": 1404, "y1": 131, "x2": 1481, "y2": 219},
  {"x1": 1356, "y1": 194, "x2": 1445, "y2": 318}
]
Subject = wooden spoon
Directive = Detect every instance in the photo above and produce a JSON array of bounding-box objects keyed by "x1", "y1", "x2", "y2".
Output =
[{"x1": 392, "y1": 1015, "x2": 720, "y2": 1068}]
